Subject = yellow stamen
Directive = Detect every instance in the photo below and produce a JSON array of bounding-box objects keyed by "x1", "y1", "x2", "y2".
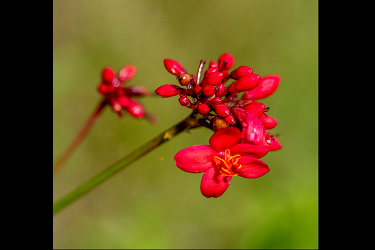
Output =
[{"x1": 213, "y1": 149, "x2": 242, "y2": 176}]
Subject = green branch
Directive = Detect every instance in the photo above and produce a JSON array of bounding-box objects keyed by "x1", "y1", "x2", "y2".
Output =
[{"x1": 53, "y1": 112, "x2": 202, "y2": 215}]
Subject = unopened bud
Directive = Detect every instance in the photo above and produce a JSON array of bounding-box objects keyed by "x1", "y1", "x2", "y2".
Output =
[
  {"x1": 155, "y1": 84, "x2": 182, "y2": 97},
  {"x1": 164, "y1": 59, "x2": 187, "y2": 76},
  {"x1": 101, "y1": 67, "x2": 116, "y2": 84},
  {"x1": 118, "y1": 65, "x2": 137, "y2": 83},
  {"x1": 259, "y1": 114, "x2": 277, "y2": 129},
  {"x1": 218, "y1": 53, "x2": 234, "y2": 71},
  {"x1": 197, "y1": 103, "x2": 210, "y2": 115},
  {"x1": 213, "y1": 104, "x2": 230, "y2": 117},
  {"x1": 242, "y1": 75, "x2": 280, "y2": 100},
  {"x1": 229, "y1": 66, "x2": 253, "y2": 80}
]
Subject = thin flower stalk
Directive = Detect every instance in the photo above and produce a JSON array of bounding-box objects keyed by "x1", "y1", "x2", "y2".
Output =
[
  {"x1": 53, "y1": 113, "x2": 202, "y2": 215},
  {"x1": 53, "y1": 100, "x2": 107, "y2": 177}
]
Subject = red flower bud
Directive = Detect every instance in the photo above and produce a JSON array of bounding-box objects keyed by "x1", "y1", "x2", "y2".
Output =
[
  {"x1": 203, "y1": 66, "x2": 218, "y2": 78},
  {"x1": 118, "y1": 96, "x2": 131, "y2": 108},
  {"x1": 224, "y1": 114, "x2": 236, "y2": 124},
  {"x1": 102, "y1": 67, "x2": 116, "y2": 84},
  {"x1": 243, "y1": 101, "x2": 266, "y2": 117},
  {"x1": 210, "y1": 96, "x2": 223, "y2": 104},
  {"x1": 229, "y1": 66, "x2": 253, "y2": 80},
  {"x1": 213, "y1": 104, "x2": 230, "y2": 117},
  {"x1": 259, "y1": 114, "x2": 277, "y2": 129},
  {"x1": 267, "y1": 135, "x2": 281, "y2": 151},
  {"x1": 206, "y1": 71, "x2": 224, "y2": 85},
  {"x1": 178, "y1": 96, "x2": 191, "y2": 106},
  {"x1": 194, "y1": 85, "x2": 202, "y2": 94},
  {"x1": 98, "y1": 83, "x2": 109, "y2": 95},
  {"x1": 215, "y1": 83, "x2": 226, "y2": 97},
  {"x1": 118, "y1": 65, "x2": 136, "y2": 83},
  {"x1": 228, "y1": 74, "x2": 261, "y2": 93},
  {"x1": 164, "y1": 59, "x2": 187, "y2": 76},
  {"x1": 155, "y1": 84, "x2": 182, "y2": 97},
  {"x1": 202, "y1": 85, "x2": 216, "y2": 96},
  {"x1": 218, "y1": 53, "x2": 234, "y2": 71},
  {"x1": 125, "y1": 100, "x2": 145, "y2": 118},
  {"x1": 242, "y1": 75, "x2": 280, "y2": 100},
  {"x1": 197, "y1": 103, "x2": 210, "y2": 115},
  {"x1": 209, "y1": 60, "x2": 218, "y2": 68}
]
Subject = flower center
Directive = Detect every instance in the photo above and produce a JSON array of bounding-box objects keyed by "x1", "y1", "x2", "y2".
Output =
[{"x1": 213, "y1": 149, "x2": 242, "y2": 176}]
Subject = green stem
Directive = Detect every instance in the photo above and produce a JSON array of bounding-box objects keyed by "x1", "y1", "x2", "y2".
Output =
[{"x1": 53, "y1": 113, "x2": 202, "y2": 215}]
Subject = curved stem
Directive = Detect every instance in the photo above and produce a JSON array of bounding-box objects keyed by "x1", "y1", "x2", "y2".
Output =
[
  {"x1": 53, "y1": 100, "x2": 107, "y2": 178},
  {"x1": 53, "y1": 112, "x2": 202, "y2": 215}
]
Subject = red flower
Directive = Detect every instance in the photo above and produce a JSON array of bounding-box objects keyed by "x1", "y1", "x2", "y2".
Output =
[
  {"x1": 98, "y1": 65, "x2": 151, "y2": 118},
  {"x1": 174, "y1": 127, "x2": 269, "y2": 198}
]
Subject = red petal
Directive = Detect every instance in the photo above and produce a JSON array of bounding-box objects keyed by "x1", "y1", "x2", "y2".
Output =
[
  {"x1": 174, "y1": 145, "x2": 217, "y2": 173},
  {"x1": 243, "y1": 101, "x2": 266, "y2": 117},
  {"x1": 209, "y1": 126, "x2": 242, "y2": 152},
  {"x1": 242, "y1": 75, "x2": 280, "y2": 100},
  {"x1": 200, "y1": 167, "x2": 231, "y2": 198},
  {"x1": 229, "y1": 143, "x2": 269, "y2": 159},
  {"x1": 244, "y1": 112, "x2": 269, "y2": 146},
  {"x1": 237, "y1": 157, "x2": 269, "y2": 178}
]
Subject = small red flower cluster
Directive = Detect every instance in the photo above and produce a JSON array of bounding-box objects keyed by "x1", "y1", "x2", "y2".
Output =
[
  {"x1": 156, "y1": 53, "x2": 281, "y2": 198},
  {"x1": 98, "y1": 65, "x2": 150, "y2": 118}
]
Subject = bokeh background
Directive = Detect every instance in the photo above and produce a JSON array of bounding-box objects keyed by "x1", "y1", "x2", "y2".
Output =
[{"x1": 53, "y1": 0, "x2": 318, "y2": 249}]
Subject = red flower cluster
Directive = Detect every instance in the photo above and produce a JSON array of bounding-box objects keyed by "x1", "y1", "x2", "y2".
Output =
[
  {"x1": 156, "y1": 53, "x2": 281, "y2": 197},
  {"x1": 98, "y1": 65, "x2": 150, "y2": 118}
]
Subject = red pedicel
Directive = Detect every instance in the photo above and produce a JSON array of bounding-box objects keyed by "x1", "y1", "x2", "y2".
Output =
[
  {"x1": 229, "y1": 66, "x2": 253, "y2": 80},
  {"x1": 164, "y1": 59, "x2": 187, "y2": 76},
  {"x1": 242, "y1": 75, "x2": 280, "y2": 100},
  {"x1": 155, "y1": 84, "x2": 182, "y2": 97}
]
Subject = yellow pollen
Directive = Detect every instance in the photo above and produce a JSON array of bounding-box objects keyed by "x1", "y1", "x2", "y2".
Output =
[{"x1": 213, "y1": 149, "x2": 242, "y2": 176}]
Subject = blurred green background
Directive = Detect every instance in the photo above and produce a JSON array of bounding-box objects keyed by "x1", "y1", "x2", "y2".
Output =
[{"x1": 53, "y1": 0, "x2": 318, "y2": 248}]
